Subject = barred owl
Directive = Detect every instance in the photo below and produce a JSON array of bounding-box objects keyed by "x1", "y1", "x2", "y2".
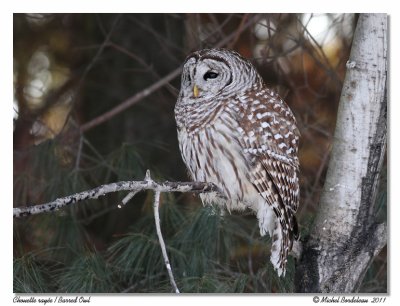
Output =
[{"x1": 174, "y1": 48, "x2": 300, "y2": 276}]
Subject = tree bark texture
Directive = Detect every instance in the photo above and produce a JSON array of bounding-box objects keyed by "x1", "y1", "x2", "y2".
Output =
[{"x1": 295, "y1": 13, "x2": 387, "y2": 293}]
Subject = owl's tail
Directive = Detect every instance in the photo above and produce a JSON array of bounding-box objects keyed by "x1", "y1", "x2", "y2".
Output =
[
  {"x1": 256, "y1": 203, "x2": 294, "y2": 277},
  {"x1": 269, "y1": 219, "x2": 289, "y2": 277}
]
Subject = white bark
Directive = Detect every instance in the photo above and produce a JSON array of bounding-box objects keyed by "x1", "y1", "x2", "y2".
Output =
[
  {"x1": 13, "y1": 171, "x2": 221, "y2": 218},
  {"x1": 295, "y1": 14, "x2": 387, "y2": 293},
  {"x1": 153, "y1": 190, "x2": 180, "y2": 293}
]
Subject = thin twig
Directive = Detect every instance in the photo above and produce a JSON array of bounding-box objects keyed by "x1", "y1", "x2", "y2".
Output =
[
  {"x1": 79, "y1": 14, "x2": 122, "y2": 86},
  {"x1": 108, "y1": 41, "x2": 178, "y2": 96},
  {"x1": 153, "y1": 189, "x2": 180, "y2": 294},
  {"x1": 80, "y1": 68, "x2": 181, "y2": 132},
  {"x1": 117, "y1": 190, "x2": 140, "y2": 208},
  {"x1": 74, "y1": 133, "x2": 84, "y2": 171},
  {"x1": 80, "y1": 15, "x2": 260, "y2": 132}
]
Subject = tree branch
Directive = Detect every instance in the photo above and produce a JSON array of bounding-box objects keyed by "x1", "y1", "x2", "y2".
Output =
[
  {"x1": 13, "y1": 172, "x2": 221, "y2": 218},
  {"x1": 295, "y1": 13, "x2": 387, "y2": 293},
  {"x1": 14, "y1": 170, "x2": 223, "y2": 294},
  {"x1": 80, "y1": 15, "x2": 260, "y2": 132},
  {"x1": 153, "y1": 189, "x2": 180, "y2": 293},
  {"x1": 80, "y1": 68, "x2": 180, "y2": 132}
]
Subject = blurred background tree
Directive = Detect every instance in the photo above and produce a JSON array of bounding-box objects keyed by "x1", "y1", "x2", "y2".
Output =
[{"x1": 13, "y1": 13, "x2": 386, "y2": 293}]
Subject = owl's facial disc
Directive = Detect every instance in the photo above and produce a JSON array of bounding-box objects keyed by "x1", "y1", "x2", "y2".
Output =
[{"x1": 180, "y1": 57, "x2": 230, "y2": 100}]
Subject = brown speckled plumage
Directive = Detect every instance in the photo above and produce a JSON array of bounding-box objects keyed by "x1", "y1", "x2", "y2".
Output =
[{"x1": 175, "y1": 48, "x2": 300, "y2": 276}]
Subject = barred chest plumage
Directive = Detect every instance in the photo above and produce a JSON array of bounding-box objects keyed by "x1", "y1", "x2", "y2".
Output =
[
  {"x1": 174, "y1": 48, "x2": 300, "y2": 276},
  {"x1": 175, "y1": 96, "x2": 263, "y2": 213}
]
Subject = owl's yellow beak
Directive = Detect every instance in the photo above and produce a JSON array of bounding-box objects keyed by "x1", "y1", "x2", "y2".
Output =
[{"x1": 193, "y1": 85, "x2": 200, "y2": 98}]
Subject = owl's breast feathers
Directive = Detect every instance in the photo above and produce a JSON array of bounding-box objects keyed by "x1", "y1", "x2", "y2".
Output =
[
  {"x1": 175, "y1": 85, "x2": 300, "y2": 276},
  {"x1": 176, "y1": 87, "x2": 300, "y2": 208},
  {"x1": 175, "y1": 97, "x2": 225, "y2": 135}
]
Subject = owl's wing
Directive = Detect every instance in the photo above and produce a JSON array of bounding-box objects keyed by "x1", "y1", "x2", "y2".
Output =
[{"x1": 236, "y1": 88, "x2": 300, "y2": 275}]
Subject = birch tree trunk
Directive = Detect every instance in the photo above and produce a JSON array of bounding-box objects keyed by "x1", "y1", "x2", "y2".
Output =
[{"x1": 295, "y1": 13, "x2": 387, "y2": 293}]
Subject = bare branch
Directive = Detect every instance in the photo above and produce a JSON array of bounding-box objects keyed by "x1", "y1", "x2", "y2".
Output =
[
  {"x1": 108, "y1": 41, "x2": 179, "y2": 96},
  {"x1": 80, "y1": 68, "x2": 181, "y2": 132},
  {"x1": 13, "y1": 174, "x2": 221, "y2": 218},
  {"x1": 118, "y1": 190, "x2": 140, "y2": 208},
  {"x1": 80, "y1": 14, "x2": 122, "y2": 85},
  {"x1": 153, "y1": 189, "x2": 180, "y2": 293},
  {"x1": 80, "y1": 15, "x2": 260, "y2": 132},
  {"x1": 13, "y1": 169, "x2": 222, "y2": 293}
]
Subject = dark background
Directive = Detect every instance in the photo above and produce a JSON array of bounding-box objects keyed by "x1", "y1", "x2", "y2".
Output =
[{"x1": 13, "y1": 13, "x2": 387, "y2": 293}]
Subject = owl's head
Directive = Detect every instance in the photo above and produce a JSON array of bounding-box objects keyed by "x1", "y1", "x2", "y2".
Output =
[{"x1": 179, "y1": 48, "x2": 262, "y2": 102}]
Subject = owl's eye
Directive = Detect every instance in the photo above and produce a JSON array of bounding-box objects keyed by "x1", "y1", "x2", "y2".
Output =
[{"x1": 203, "y1": 71, "x2": 219, "y2": 80}]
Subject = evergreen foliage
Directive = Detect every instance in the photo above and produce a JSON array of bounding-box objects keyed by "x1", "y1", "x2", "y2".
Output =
[{"x1": 13, "y1": 13, "x2": 386, "y2": 293}]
